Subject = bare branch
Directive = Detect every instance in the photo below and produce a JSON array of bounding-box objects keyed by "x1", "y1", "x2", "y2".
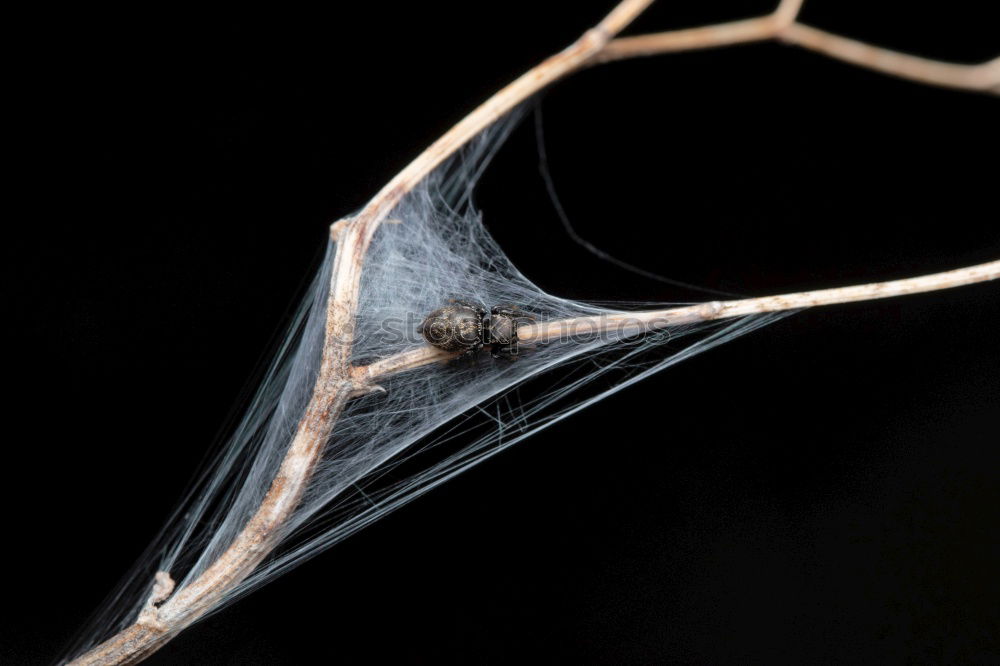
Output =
[
  {"x1": 595, "y1": 17, "x2": 779, "y2": 59},
  {"x1": 780, "y1": 23, "x2": 1000, "y2": 93},
  {"x1": 772, "y1": 0, "x2": 806, "y2": 28},
  {"x1": 355, "y1": 259, "x2": 1000, "y2": 382},
  {"x1": 596, "y1": 1, "x2": 998, "y2": 94}
]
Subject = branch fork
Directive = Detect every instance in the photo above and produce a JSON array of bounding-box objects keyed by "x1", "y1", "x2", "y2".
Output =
[{"x1": 135, "y1": 572, "x2": 175, "y2": 633}]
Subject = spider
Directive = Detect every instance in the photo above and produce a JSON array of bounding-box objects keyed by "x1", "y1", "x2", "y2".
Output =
[{"x1": 420, "y1": 301, "x2": 528, "y2": 359}]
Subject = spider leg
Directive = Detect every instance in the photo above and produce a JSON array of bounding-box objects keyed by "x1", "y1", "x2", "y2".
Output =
[
  {"x1": 491, "y1": 340, "x2": 518, "y2": 360},
  {"x1": 451, "y1": 299, "x2": 487, "y2": 317},
  {"x1": 492, "y1": 305, "x2": 535, "y2": 323},
  {"x1": 456, "y1": 340, "x2": 485, "y2": 364}
]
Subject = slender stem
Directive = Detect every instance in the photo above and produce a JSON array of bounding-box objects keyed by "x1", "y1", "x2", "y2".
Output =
[
  {"x1": 352, "y1": 0, "x2": 655, "y2": 231},
  {"x1": 355, "y1": 260, "x2": 1000, "y2": 382},
  {"x1": 780, "y1": 23, "x2": 1000, "y2": 92},
  {"x1": 598, "y1": 7, "x2": 999, "y2": 93},
  {"x1": 595, "y1": 16, "x2": 779, "y2": 60}
]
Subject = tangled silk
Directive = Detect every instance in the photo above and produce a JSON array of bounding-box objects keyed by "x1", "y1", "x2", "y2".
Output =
[{"x1": 65, "y1": 116, "x2": 785, "y2": 660}]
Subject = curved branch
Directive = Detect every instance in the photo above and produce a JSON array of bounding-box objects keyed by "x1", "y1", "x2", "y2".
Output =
[
  {"x1": 597, "y1": 9, "x2": 999, "y2": 94},
  {"x1": 780, "y1": 23, "x2": 1000, "y2": 92}
]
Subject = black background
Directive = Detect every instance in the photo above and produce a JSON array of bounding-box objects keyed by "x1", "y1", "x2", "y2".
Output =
[{"x1": 6, "y1": 1, "x2": 999, "y2": 663}]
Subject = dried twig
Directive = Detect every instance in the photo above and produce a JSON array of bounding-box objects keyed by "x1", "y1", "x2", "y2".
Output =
[
  {"x1": 597, "y1": 0, "x2": 1000, "y2": 93},
  {"x1": 70, "y1": 1, "x2": 998, "y2": 663},
  {"x1": 354, "y1": 260, "x2": 1000, "y2": 381},
  {"x1": 778, "y1": 24, "x2": 999, "y2": 93}
]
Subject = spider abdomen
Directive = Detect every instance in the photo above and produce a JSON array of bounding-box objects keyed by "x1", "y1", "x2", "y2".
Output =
[{"x1": 420, "y1": 303, "x2": 485, "y2": 352}]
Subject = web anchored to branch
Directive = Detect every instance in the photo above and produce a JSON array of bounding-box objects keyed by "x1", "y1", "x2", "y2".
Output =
[{"x1": 66, "y1": 1, "x2": 998, "y2": 663}]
